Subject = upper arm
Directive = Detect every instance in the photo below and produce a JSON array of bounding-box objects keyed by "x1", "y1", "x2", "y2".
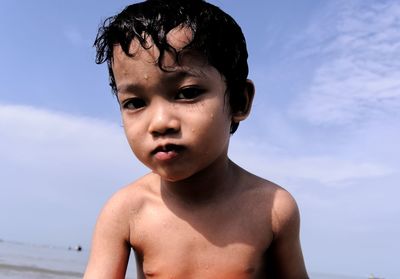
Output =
[
  {"x1": 267, "y1": 189, "x2": 308, "y2": 279},
  {"x1": 84, "y1": 190, "x2": 132, "y2": 279}
]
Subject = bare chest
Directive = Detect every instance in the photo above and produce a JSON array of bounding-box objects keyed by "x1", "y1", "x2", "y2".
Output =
[{"x1": 131, "y1": 203, "x2": 273, "y2": 279}]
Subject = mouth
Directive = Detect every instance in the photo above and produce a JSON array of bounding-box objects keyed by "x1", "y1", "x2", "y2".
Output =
[{"x1": 151, "y1": 144, "x2": 184, "y2": 161}]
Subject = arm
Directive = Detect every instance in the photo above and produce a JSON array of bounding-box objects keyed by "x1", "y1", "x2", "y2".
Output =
[
  {"x1": 266, "y1": 189, "x2": 308, "y2": 279},
  {"x1": 84, "y1": 191, "x2": 131, "y2": 279}
]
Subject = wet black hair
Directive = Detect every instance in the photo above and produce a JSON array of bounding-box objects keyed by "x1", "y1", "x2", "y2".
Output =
[{"x1": 94, "y1": 0, "x2": 249, "y2": 133}]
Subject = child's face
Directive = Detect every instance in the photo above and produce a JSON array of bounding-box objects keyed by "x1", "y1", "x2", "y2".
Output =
[{"x1": 112, "y1": 27, "x2": 233, "y2": 182}]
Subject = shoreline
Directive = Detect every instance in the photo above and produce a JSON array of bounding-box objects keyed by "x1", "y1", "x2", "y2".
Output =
[{"x1": 0, "y1": 263, "x2": 83, "y2": 278}]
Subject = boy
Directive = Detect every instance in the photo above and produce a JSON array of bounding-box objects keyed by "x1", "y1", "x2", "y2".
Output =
[{"x1": 84, "y1": 0, "x2": 308, "y2": 278}]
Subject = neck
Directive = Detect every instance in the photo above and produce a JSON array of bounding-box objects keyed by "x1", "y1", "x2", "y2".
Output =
[{"x1": 160, "y1": 157, "x2": 238, "y2": 206}]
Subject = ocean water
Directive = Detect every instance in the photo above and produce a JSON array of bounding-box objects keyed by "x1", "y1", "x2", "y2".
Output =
[
  {"x1": 0, "y1": 240, "x2": 136, "y2": 279},
  {"x1": 0, "y1": 240, "x2": 370, "y2": 279}
]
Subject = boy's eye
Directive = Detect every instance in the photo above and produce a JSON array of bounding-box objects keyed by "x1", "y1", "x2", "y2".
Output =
[
  {"x1": 122, "y1": 98, "x2": 146, "y2": 110},
  {"x1": 176, "y1": 87, "x2": 204, "y2": 100}
]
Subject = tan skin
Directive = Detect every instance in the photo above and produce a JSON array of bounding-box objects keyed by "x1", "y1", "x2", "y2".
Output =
[{"x1": 84, "y1": 26, "x2": 308, "y2": 279}]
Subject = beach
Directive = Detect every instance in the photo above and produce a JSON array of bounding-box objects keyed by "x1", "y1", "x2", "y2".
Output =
[
  {"x1": 0, "y1": 263, "x2": 82, "y2": 279},
  {"x1": 0, "y1": 240, "x2": 86, "y2": 279},
  {"x1": 0, "y1": 240, "x2": 136, "y2": 279}
]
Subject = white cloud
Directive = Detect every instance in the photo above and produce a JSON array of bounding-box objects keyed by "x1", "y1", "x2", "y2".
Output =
[
  {"x1": 0, "y1": 104, "x2": 146, "y2": 245},
  {"x1": 1, "y1": 104, "x2": 119, "y2": 165},
  {"x1": 292, "y1": 0, "x2": 400, "y2": 125},
  {"x1": 0, "y1": 103, "x2": 146, "y2": 190},
  {"x1": 229, "y1": 138, "x2": 393, "y2": 187}
]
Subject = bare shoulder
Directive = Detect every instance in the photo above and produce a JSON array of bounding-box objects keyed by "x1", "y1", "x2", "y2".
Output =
[
  {"x1": 92, "y1": 172, "x2": 160, "y2": 246},
  {"x1": 269, "y1": 185, "x2": 300, "y2": 239},
  {"x1": 101, "y1": 172, "x2": 159, "y2": 222},
  {"x1": 238, "y1": 168, "x2": 300, "y2": 237},
  {"x1": 84, "y1": 173, "x2": 159, "y2": 279},
  {"x1": 246, "y1": 176, "x2": 307, "y2": 278},
  {"x1": 237, "y1": 168, "x2": 289, "y2": 206},
  {"x1": 251, "y1": 177, "x2": 299, "y2": 237}
]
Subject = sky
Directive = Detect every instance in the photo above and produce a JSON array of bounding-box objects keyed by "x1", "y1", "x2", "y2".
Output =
[{"x1": 0, "y1": 0, "x2": 399, "y2": 278}]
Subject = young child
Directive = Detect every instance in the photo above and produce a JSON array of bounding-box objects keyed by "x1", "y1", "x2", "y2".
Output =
[{"x1": 84, "y1": 0, "x2": 308, "y2": 278}]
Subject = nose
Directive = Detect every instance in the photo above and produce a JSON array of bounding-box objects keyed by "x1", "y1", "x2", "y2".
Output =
[{"x1": 148, "y1": 100, "x2": 180, "y2": 137}]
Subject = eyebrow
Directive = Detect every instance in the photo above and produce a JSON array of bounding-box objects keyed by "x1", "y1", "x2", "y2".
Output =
[
  {"x1": 116, "y1": 83, "x2": 143, "y2": 94},
  {"x1": 116, "y1": 69, "x2": 206, "y2": 94}
]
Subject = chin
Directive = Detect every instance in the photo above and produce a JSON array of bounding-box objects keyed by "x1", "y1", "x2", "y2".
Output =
[
  {"x1": 154, "y1": 169, "x2": 196, "y2": 183},
  {"x1": 159, "y1": 174, "x2": 189, "y2": 183}
]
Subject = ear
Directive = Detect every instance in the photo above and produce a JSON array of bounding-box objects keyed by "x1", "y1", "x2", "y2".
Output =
[{"x1": 232, "y1": 79, "x2": 255, "y2": 123}]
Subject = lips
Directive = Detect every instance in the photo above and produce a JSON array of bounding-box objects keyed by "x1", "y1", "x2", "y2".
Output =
[{"x1": 151, "y1": 144, "x2": 184, "y2": 161}]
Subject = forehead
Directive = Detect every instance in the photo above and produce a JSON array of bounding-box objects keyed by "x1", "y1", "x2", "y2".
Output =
[
  {"x1": 166, "y1": 25, "x2": 193, "y2": 51},
  {"x1": 112, "y1": 25, "x2": 198, "y2": 67},
  {"x1": 111, "y1": 25, "x2": 218, "y2": 83}
]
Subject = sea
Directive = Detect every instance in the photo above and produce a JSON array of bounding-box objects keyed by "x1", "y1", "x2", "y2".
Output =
[
  {"x1": 0, "y1": 240, "x2": 136, "y2": 279},
  {"x1": 0, "y1": 240, "x2": 369, "y2": 279}
]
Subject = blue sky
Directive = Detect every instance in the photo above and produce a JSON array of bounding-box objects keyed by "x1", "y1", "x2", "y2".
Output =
[{"x1": 0, "y1": 1, "x2": 399, "y2": 278}]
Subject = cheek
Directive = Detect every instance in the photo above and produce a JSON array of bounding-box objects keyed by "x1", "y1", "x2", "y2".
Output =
[
  {"x1": 123, "y1": 121, "x2": 144, "y2": 154},
  {"x1": 189, "y1": 106, "x2": 231, "y2": 141},
  {"x1": 122, "y1": 114, "x2": 144, "y2": 138},
  {"x1": 208, "y1": 102, "x2": 232, "y2": 128}
]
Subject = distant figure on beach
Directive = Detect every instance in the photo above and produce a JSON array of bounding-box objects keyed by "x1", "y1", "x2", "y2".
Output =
[
  {"x1": 68, "y1": 245, "x2": 82, "y2": 252},
  {"x1": 84, "y1": 0, "x2": 308, "y2": 278}
]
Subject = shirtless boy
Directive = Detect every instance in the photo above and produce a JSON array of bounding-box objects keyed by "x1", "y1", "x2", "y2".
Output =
[{"x1": 84, "y1": 0, "x2": 308, "y2": 278}]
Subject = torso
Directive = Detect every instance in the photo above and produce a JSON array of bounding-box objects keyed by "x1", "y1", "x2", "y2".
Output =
[{"x1": 125, "y1": 170, "x2": 278, "y2": 279}]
